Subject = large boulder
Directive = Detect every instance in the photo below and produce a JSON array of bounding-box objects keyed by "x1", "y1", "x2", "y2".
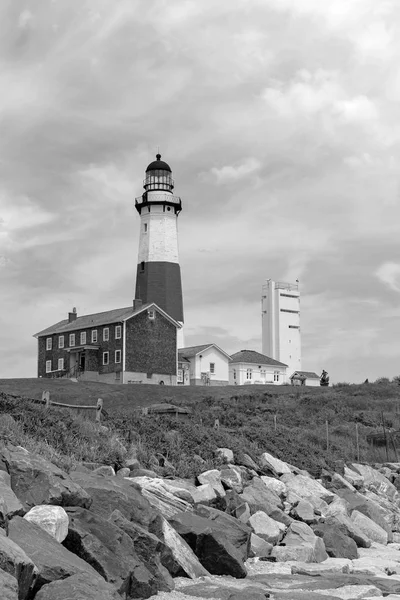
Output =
[
  {"x1": 220, "y1": 467, "x2": 243, "y2": 493},
  {"x1": 125, "y1": 476, "x2": 192, "y2": 519},
  {"x1": 272, "y1": 521, "x2": 328, "y2": 563},
  {"x1": 312, "y1": 519, "x2": 358, "y2": 559},
  {"x1": 24, "y1": 505, "x2": 69, "y2": 542},
  {"x1": 239, "y1": 477, "x2": 283, "y2": 516},
  {"x1": 260, "y1": 476, "x2": 287, "y2": 498},
  {"x1": 0, "y1": 446, "x2": 91, "y2": 510},
  {"x1": 249, "y1": 533, "x2": 273, "y2": 558},
  {"x1": 248, "y1": 511, "x2": 286, "y2": 545},
  {"x1": 281, "y1": 473, "x2": 335, "y2": 510},
  {"x1": 149, "y1": 514, "x2": 210, "y2": 578},
  {"x1": 34, "y1": 572, "x2": 121, "y2": 600},
  {"x1": 8, "y1": 517, "x2": 100, "y2": 594},
  {"x1": 351, "y1": 510, "x2": 388, "y2": 545},
  {"x1": 0, "y1": 477, "x2": 25, "y2": 525},
  {"x1": 63, "y1": 507, "x2": 173, "y2": 598},
  {"x1": 351, "y1": 463, "x2": 398, "y2": 501},
  {"x1": 197, "y1": 470, "x2": 225, "y2": 498},
  {"x1": 259, "y1": 452, "x2": 292, "y2": 475},
  {"x1": 69, "y1": 471, "x2": 153, "y2": 526},
  {"x1": 215, "y1": 448, "x2": 234, "y2": 464},
  {"x1": 335, "y1": 488, "x2": 393, "y2": 540},
  {"x1": 290, "y1": 499, "x2": 318, "y2": 524},
  {"x1": 194, "y1": 504, "x2": 251, "y2": 561},
  {"x1": 169, "y1": 509, "x2": 250, "y2": 578},
  {"x1": 332, "y1": 513, "x2": 371, "y2": 548},
  {"x1": 0, "y1": 532, "x2": 38, "y2": 600},
  {"x1": 0, "y1": 569, "x2": 18, "y2": 600}
]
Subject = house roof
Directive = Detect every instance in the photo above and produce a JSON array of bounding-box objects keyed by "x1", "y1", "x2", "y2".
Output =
[
  {"x1": 290, "y1": 371, "x2": 320, "y2": 379},
  {"x1": 230, "y1": 349, "x2": 287, "y2": 368},
  {"x1": 178, "y1": 343, "x2": 231, "y2": 360},
  {"x1": 34, "y1": 302, "x2": 181, "y2": 338}
]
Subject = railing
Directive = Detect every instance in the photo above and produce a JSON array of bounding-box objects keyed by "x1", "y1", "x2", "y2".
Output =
[
  {"x1": 135, "y1": 194, "x2": 181, "y2": 206},
  {"x1": 41, "y1": 391, "x2": 104, "y2": 423},
  {"x1": 274, "y1": 281, "x2": 299, "y2": 292}
]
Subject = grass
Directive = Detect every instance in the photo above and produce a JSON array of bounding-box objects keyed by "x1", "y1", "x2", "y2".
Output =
[{"x1": 1, "y1": 378, "x2": 400, "y2": 478}]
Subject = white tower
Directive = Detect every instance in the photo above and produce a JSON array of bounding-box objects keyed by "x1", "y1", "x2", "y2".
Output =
[
  {"x1": 261, "y1": 279, "x2": 301, "y2": 376},
  {"x1": 134, "y1": 154, "x2": 184, "y2": 345}
]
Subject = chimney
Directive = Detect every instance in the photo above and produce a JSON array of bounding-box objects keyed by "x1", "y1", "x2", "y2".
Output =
[
  {"x1": 68, "y1": 307, "x2": 77, "y2": 323},
  {"x1": 133, "y1": 299, "x2": 142, "y2": 311}
]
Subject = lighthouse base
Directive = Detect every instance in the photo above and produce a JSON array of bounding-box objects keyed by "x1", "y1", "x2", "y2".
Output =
[{"x1": 135, "y1": 261, "x2": 184, "y2": 323}]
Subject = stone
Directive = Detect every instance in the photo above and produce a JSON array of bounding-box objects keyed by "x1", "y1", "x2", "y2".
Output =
[
  {"x1": 333, "y1": 513, "x2": 371, "y2": 548},
  {"x1": 0, "y1": 479, "x2": 25, "y2": 526},
  {"x1": 236, "y1": 453, "x2": 260, "y2": 471},
  {"x1": 281, "y1": 473, "x2": 335, "y2": 505},
  {"x1": 195, "y1": 504, "x2": 252, "y2": 561},
  {"x1": 291, "y1": 558, "x2": 352, "y2": 575},
  {"x1": 24, "y1": 505, "x2": 69, "y2": 543},
  {"x1": 259, "y1": 452, "x2": 292, "y2": 475},
  {"x1": 215, "y1": 448, "x2": 234, "y2": 464},
  {"x1": 197, "y1": 470, "x2": 225, "y2": 497},
  {"x1": 0, "y1": 568, "x2": 18, "y2": 600},
  {"x1": 325, "y1": 497, "x2": 350, "y2": 518},
  {"x1": 126, "y1": 476, "x2": 192, "y2": 519},
  {"x1": 329, "y1": 472, "x2": 357, "y2": 492},
  {"x1": 92, "y1": 466, "x2": 116, "y2": 477},
  {"x1": 0, "y1": 532, "x2": 38, "y2": 600},
  {"x1": 313, "y1": 584, "x2": 382, "y2": 598},
  {"x1": 248, "y1": 511, "x2": 286, "y2": 545},
  {"x1": 249, "y1": 533, "x2": 273, "y2": 558},
  {"x1": 313, "y1": 519, "x2": 358, "y2": 559},
  {"x1": 191, "y1": 483, "x2": 218, "y2": 505},
  {"x1": 290, "y1": 499, "x2": 318, "y2": 524},
  {"x1": 169, "y1": 509, "x2": 250, "y2": 578},
  {"x1": 8, "y1": 516, "x2": 100, "y2": 594},
  {"x1": 64, "y1": 507, "x2": 172, "y2": 597},
  {"x1": 335, "y1": 488, "x2": 392, "y2": 539},
  {"x1": 115, "y1": 467, "x2": 130, "y2": 478},
  {"x1": 343, "y1": 466, "x2": 364, "y2": 489},
  {"x1": 149, "y1": 514, "x2": 210, "y2": 578},
  {"x1": 240, "y1": 477, "x2": 283, "y2": 516},
  {"x1": 235, "y1": 502, "x2": 251, "y2": 523},
  {"x1": 260, "y1": 475, "x2": 287, "y2": 497},
  {"x1": 351, "y1": 510, "x2": 388, "y2": 545},
  {"x1": 69, "y1": 470, "x2": 153, "y2": 526},
  {"x1": 351, "y1": 463, "x2": 398, "y2": 500},
  {"x1": 33, "y1": 572, "x2": 121, "y2": 600},
  {"x1": 220, "y1": 466, "x2": 243, "y2": 493},
  {"x1": 273, "y1": 521, "x2": 328, "y2": 563},
  {"x1": 0, "y1": 445, "x2": 91, "y2": 511},
  {"x1": 129, "y1": 467, "x2": 158, "y2": 478},
  {"x1": 227, "y1": 593, "x2": 267, "y2": 600}
]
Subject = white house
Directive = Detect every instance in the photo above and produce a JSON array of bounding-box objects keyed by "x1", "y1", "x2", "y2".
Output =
[
  {"x1": 178, "y1": 344, "x2": 231, "y2": 386},
  {"x1": 290, "y1": 371, "x2": 320, "y2": 387},
  {"x1": 229, "y1": 349, "x2": 288, "y2": 385}
]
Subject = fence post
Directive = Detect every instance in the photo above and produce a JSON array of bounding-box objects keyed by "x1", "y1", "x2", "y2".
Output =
[
  {"x1": 42, "y1": 391, "x2": 50, "y2": 408},
  {"x1": 274, "y1": 414, "x2": 277, "y2": 431},
  {"x1": 326, "y1": 420, "x2": 329, "y2": 452},
  {"x1": 356, "y1": 423, "x2": 360, "y2": 462},
  {"x1": 214, "y1": 418, "x2": 219, "y2": 430},
  {"x1": 381, "y1": 411, "x2": 389, "y2": 462},
  {"x1": 96, "y1": 398, "x2": 103, "y2": 423}
]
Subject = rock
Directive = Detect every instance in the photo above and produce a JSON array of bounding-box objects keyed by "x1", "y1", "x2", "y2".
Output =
[
  {"x1": 126, "y1": 476, "x2": 192, "y2": 519},
  {"x1": 191, "y1": 483, "x2": 218, "y2": 505},
  {"x1": 248, "y1": 511, "x2": 286, "y2": 545},
  {"x1": 290, "y1": 499, "x2": 318, "y2": 524},
  {"x1": 249, "y1": 533, "x2": 273, "y2": 558},
  {"x1": 351, "y1": 463, "x2": 398, "y2": 500},
  {"x1": 197, "y1": 470, "x2": 225, "y2": 497},
  {"x1": 313, "y1": 519, "x2": 358, "y2": 559},
  {"x1": 236, "y1": 453, "x2": 260, "y2": 471},
  {"x1": 227, "y1": 593, "x2": 267, "y2": 600},
  {"x1": 259, "y1": 452, "x2": 292, "y2": 475},
  {"x1": 281, "y1": 473, "x2": 335, "y2": 506},
  {"x1": 33, "y1": 572, "x2": 121, "y2": 600},
  {"x1": 64, "y1": 507, "x2": 172, "y2": 597},
  {"x1": 0, "y1": 445, "x2": 91, "y2": 510},
  {"x1": 220, "y1": 466, "x2": 243, "y2": 493},
  {"x1": 260, "y1": 475, "x2": 287, "y2": 497},
  {"x1": 0, "y1": 568, "x2": 18, "y2": 600},
  {"x1": 273, "y1": 521, "x2": 328, "y2": 563},
  {"x1": 108, "y1": 509, "x2": 175, "y2": 587},
  {"x1": 334, "y1": 488, "x2": 392, "y2": 539},
  {"x1": 313, "y1": 584, "x2": 383, "y2": 598},
  {"x1": 69, "y1": 470, "x2": 153, "y2": 526},
  {"x1": 351, "y1": 510, "x2": 388, "y2": 545},
  {"x1": 240, "y1": 477, "x2": 283, "y2": 516},
  {"x1": 0, "y1": 532, "x2": 38, "y2": 600},
  {"x1": 149, "y1": 514, "x2": 210, "y2": 579},
  {"x1": 8, "y1": 516, "x2": 99, "y2": 594},
  {"x1": 92, "y1": 466, "x2": 116, "y2": 477},
  {"x1": 235, "y1": 502, "x2": 251, "y2": 523},
  {"x1": 329, "y1": 472, "x2": 357, "y2": 492},
  {"x1": 24, "y1": 505, "x2": 69, "y2": 543},
  {"x1": 0, "y1": 478, "x2": 26, "y2": 527},
  {"x1": 343, "y1": 466, "x2": 364, "y2": 489},
  {"x1": 215, "y1": 448, "x2": 234, "y2": 464},
  {"x1": 115, "y1": 467, "x2": 130, "y2": 478},
  {"x1": 169, "y1": 508, "x2": 250, "y2": 578},
  {"x1": 291, "y1": 558, "x2": 352, "y2": 575},
  {"x1": 333, "y1": 513, "x2": 371, "y2": 548},
  {"x1": 325, "y1": 497, "x2": 350, "y2": 518},
  {"x1": 129, "y1": 468, "x2": 158, "y2": 478}
]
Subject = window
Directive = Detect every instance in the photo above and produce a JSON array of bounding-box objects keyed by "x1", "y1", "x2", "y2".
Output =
[
  {"x1": 46, "y1": 360, "x2": 52, "y2": 373},
  {"x1": 289, "y1": 325, "x2": 300, "y2": 329},
  {"x1": 233, "y1": 369, "x2": 236, "y2": 380},
  {"x1": 58, "y1": 358, "x2": 64, "y2": 371},
  {"x1": 80, "y1": 332, "x2": 86, "y2": 345},
  {"x1": 103, "y1": 352, "x2": 109, "y2": 365},
  {"x1": 58, "y1": 336, "x2": 64, "y2": 349},
  {"x1": 115, "y1": 350, "x2": 121, "y2": 364},
  {"x1": 280, "y1": 309, "x2": 299, "y2": 314},
  {"x1": 69, "y1": 333, "x2": 75, "y2": 347},
  {"x1": 274, "y1": 371, "x2": 280, "y2": 382},
  {"x1": 144, "y1": 223, "x2": 148, "y2": 233},
  {"x1": 140, "y1": 261, "x2": 145, "y2": 272},
  {"x1": 246, "y1": 368, "x2": 252, "y2": 380},
  {"x1": 209, "y1": 362, "x2": 215, "y2": 374},
  {"x1": 115, "y1": 325, "x2": 121, "y2": 339},
  {"x1": 148, "y1": 309, "x2": 155, "y2": 320},
  {"x1": 103, "y1": 328, "x2": 109, "y2": 342},
  {"x1": 46, "y1": 338, "x2": 52, "y2": 351},
  {"x1": 91, "y1": 330, "x2": 98, "y2": 343},
  {"x1": 280, "y1": 293, "x2": 298, "y2": 299}
]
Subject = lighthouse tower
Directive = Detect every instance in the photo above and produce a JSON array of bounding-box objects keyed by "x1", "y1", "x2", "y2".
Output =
[{"x1": 134, "y1": 154, "x2": 184, "y2": 343}]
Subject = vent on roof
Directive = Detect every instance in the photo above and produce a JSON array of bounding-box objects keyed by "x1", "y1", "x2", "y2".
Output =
[{"x1": 68, "y1": 307, "x2": 77, "y2": 323}]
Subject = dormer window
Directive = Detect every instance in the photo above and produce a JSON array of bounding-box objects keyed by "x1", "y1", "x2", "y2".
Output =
[{"x1": 148, "y1": 309, "x2": 155, "y2": 320}]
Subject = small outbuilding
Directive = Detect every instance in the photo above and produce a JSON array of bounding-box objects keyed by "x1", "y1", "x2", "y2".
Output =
[
  {"x1": 290, "y1": 371, "x2": 320, "y2": 387},
  {"x1": 178, "y1": 343, "x2": 231, "y2": 386},
  {"x1": 229, "y1": 349, "x2": 288, "y2": 385}
]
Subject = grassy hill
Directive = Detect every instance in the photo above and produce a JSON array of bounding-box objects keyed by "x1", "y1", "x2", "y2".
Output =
[{"x1": 1, "y1": 378, "x2": 400, "y2": 478}]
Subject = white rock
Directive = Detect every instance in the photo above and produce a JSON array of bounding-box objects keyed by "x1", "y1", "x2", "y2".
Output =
[
  {"x1": 291, "y1": 558, "x2": 352, "y2": 575},
  {"x1": 259, "y1": 452, "x2": 292, "y2": 475},
  {"x1": 248, "y1": 511, "x2": 286, "y2": 545},
  {"x1": 215, "y1": 448, "x2": 234, "y2": 464},
  {"x1": 24, "y1": 505, "x2": 69, "y2": 542},
  {"x1": 191, "y1": 483, "x2": 217, "y2": 504},
  {"x1": 197, "y1": 469, "x2": 225, "y2": 497},
  {"x1": 352, "y1": 464, "x2": 398, "y2": 501},
  {"x1": 314, "y1": 584, "x2": 382, "y2": 598},
  {"x1": 260, "y1": 476, "x2": 287, "y2": 497},
  {"x1": 325, "y1": 497, "x2": 350, "y2": 517},
  {"x1": 343, "y1": 466, "x2": 364, "y2": 488},
  {"x1": 249, "y1": 533, "x2": 272, "y2": 558},
  {"x1": 351, "y1": 510, "x2": 388, "y2": 545}
]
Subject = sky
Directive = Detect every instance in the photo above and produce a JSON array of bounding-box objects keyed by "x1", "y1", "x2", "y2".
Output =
[{"x1": 1, "y1": 0, "x2": 400, "y2": 383}]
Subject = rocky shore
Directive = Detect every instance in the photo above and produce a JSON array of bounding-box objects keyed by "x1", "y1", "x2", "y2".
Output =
[{"x1": 1, "y1": 440, "x2": 400, "y2": 599}]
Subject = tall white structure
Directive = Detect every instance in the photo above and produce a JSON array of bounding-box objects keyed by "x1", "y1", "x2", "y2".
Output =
[
  {"x1": 134, "y1": 154, "x2": 184, "y2": 347},
  {"x1": 261, "y1": 279, "x2": 301, "y2": 376}
]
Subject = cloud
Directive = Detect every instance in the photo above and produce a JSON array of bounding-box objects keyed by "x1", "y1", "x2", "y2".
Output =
[
  {"x1": 375, "y1": 262, "x2": 400, "y2": 293},
  {"x1": 209, "y1": 158, "x2": 261, "y2": 185}
]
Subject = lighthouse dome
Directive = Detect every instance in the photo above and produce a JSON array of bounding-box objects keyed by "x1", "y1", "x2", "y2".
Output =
[{"x1": 146, "y1": 154, "x2": 172, "y2": 173}]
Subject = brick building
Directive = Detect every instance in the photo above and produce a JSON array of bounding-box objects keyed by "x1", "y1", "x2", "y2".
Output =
[{"x1": 34, "y1": 301, "x2": 181, "y2": 385}]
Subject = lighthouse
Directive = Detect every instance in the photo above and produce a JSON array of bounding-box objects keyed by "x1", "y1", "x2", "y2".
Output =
[{"x1": 134, "y1": 154, "x2": 184, "y2": 343}]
